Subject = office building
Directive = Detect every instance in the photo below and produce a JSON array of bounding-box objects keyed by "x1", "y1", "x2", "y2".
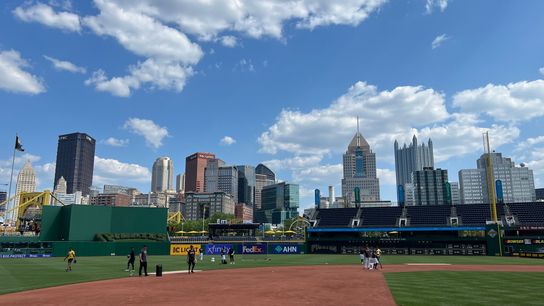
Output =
[
  {"x1": 237, "y1": 165, "x2": 256, "y2": 207},
  {"x1": 204, "y1": 158, "x2": 225, "y2": 193},
  {"x1": 91, "y1": 193, "x2": 131, "y2": 207},
  {"x1": 55, "y1": 191, "x2": 83, "y2": 205},
  {"x1": 204, "y1": 160, "x2": 239, "y2": 203},
  {"x1": 132, "y1": 192, "x2": 173, "y2": 207},
  {"x1": 341, "y1": 127, "x2": 380, "y2": 205},
  {"x1": 103, "y1": 184, "x2": 138, "y2": 195},
  {"x1": 459, "y1": 153, "x2": 536, "y2": 204},
  {"x1": 235, "y1": 203, "x2": 254, "y2": 222},
  {"x1": 176, "y1": 173, "x2": 185, "y2": 193},
  {"x1": 256, "y1": 182, "x2": 299, "y2": 224},
  {"x1": 151, "y1": 157, "x2": 174, "y2": 193},
  {"x1": 412, "y1": 168, "x2": 450, "y2": 206},
  {"x1": 255, "y1": 164, "x2": 276, "y2": 212},
  {"x1": 54, "y1": 132, "x2": 95, "y2": 195},
  {"x1": 0, "y1": 191, "x2": 7, "y2": 212},
  {"x1": 184, "y1": 192, "x2": 235, "y2": 221},
  {"x1": 450, "y1": 182, "x2": 461, "y2": 205},
  {"x1": 394, "y1": 136, "x2": 434, "y2": 203},
  {"x1": 185, "y1": 152, "x2": 216, "y2": 193},
  {"x1": 10, "y1": 161, "x2": 36, "y2": 222},
  {"x1": 458, "y1": 169, "x2": 486, "y2": 204},
  {"x1": 54, "y1": 177, "x2": 67, "y2": 194},
  {"x1": 536, "y1": 188, "x2": 544, "y2": 201}
]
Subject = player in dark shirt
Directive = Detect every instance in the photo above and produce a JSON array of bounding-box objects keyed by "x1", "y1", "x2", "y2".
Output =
[
  {"x1": 228, "y1": 247, "x2": 235, "y2": 264},
  {"x1": 126, "y1": 247, "x2": 136, "y2": 272},
  {"x1": 187, "y1": 245, "x2": 196, "y2": 274}
]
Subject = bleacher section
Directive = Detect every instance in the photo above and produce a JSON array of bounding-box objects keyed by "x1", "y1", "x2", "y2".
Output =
[
  {"x1": 316, "y1": 208, "x2": 358, "y2": 227},
  {"x1": 407, "y1": 205, "x2": 451, "y2": 226},
  {"x1": 360, "y1": 206, "x2": 402, "y2": 227},
  {"x1": 509, "y1": 202, "x2": 544, "y2": 225},
  {"x1": 314, "y1": 202, "x2": 544, "y2": 228}
]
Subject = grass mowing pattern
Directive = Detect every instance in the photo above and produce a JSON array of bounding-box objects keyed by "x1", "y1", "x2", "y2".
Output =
[
  {"x1": 0, "y1": 255, "x2": 543, "y2": 295},
  {"x1": 385, "y1": 271, "x2": 544, "y2": 306}
]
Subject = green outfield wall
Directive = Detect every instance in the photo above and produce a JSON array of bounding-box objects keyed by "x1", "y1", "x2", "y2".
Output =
[{"x1": 40, "y1": 205, "x2": 167, "y2": 241}]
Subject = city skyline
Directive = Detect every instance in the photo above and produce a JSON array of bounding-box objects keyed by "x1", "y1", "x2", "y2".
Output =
[{"x1": 2, "y1": 1, "x2": 544, "y2": 212}]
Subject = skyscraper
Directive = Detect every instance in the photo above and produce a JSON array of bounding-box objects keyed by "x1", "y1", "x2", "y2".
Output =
[
  {"x1": 12, "y1": 161, "x2": 36, "y2": 222},
  {"x1": 204, "y1": 159, "x2": 238, "y2": 203},
  {"x1": 237, "y1": 165, "x2": 256, "y2": 206},
  {"x1": 255, "y1": 164, "x2": 276, "y2": 212},
  {"x1": 412, "y1": 168, "x2": 450, "y2": 206},
  {"x1": 185, "y1": 152, "x2": 216, "y2": 193},
  {"x1": 394, "y1": 135, "x2": 434, "y2": 203},
  {"x1": 341, "y1": 124, "x2": 380, "y2": 205},
  {"x1": 256, "y1": 182, "x2": 299, "y2": 224},
  {"x1": 151, "y1": 157, "x2": 174, "y2": 193},
  {"x1": 459, "y1": 152, "x2": 536, "y2": 204},
  {"x1": 176, "y1": 173, "x2": 185, "y2": 193},
  {"x1": 54, "y1": 132, "x2": 95, "y2": 195},
  {"x1": 458, "y1": 169, "x2": 486, "y2": 204}
]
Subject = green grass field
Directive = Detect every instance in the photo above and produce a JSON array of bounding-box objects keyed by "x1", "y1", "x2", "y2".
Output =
[
  {"x1": 1, "y1": 254, "x2": 544, "y2": 305},
  {"x1": 385, "y1": 271, "x2": 544, "y2": 306}
]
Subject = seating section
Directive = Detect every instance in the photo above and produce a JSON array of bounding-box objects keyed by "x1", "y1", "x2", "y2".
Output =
[
  {"x1": 314, "y1": 202, "x2": 544, "y2": 228},
  {"x1": 456, "y1": 204, "x2": 493, "y2": 225},
  {"x1": 360, "y1": 207, "x2": 402, "y2": 227},
  {"x1": 407, "y1": 205, "x2": 451, "y2": 226},
  {"x1": 509, "y1": 202, "x2": 544, "y2": 224},
  {"x1": 316, "y1": 208, "x2": 359, "y2": 227}
]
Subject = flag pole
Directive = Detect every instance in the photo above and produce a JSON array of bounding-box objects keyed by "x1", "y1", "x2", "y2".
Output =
[{"x1": 6, "y1": 134, "x2": 18, "y2": 225}]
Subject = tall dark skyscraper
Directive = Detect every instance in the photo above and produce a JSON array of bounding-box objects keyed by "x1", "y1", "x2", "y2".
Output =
[
  {"x1": 54, "y1": 132, "x2": 96, "y2": 195},
  {"x1": 237, "y1": 165, "x2": 256, "y2": 206}
]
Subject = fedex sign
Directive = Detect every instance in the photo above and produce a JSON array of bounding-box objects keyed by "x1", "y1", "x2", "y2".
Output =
[{"x1": 242, "y1": 245, "x2": 266, "y2": 254}]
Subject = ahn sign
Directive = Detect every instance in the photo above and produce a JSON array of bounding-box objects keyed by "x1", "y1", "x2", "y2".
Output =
[
  {"x1": 271, "y1": 244, "x2": 302, "y2": 254},
  {"x1": 241, "y1": 245, "x2": 266, "y2": 254}
]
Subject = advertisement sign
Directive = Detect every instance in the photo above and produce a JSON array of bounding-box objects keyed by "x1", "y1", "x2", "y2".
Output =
[
  {"x1": 241, "y1": 244, "x2": 266, "y2": 254},
  {"x1": 205, "y1": 244, "x2": 233, "y2": 255},
  {"x1": 270, "y1": 244, "x2": 302, "y2": 254},
  {"x1": 0, "y1": 254, "x2": 52, "y2": 259},
  {"x1": 170, "y1": 244, "x2": 202, "y2": 256}
]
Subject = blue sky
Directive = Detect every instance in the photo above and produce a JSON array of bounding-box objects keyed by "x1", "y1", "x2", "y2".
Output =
[{"x1": 1, "y1": 0, "x2": 544, "y2": 211}]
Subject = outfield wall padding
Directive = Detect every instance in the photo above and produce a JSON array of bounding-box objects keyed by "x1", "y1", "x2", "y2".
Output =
[
  {"x1": 52, "y1": 241, "x2": 170, "y2": 257},
  {"x1": 41, "y1": 205, "x2": 167, "y2": 241}
]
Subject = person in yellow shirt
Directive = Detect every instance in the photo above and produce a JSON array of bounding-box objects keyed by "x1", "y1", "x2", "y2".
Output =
[{"x1": 64, "y1": 247, "x2": 76, "y2": 272}]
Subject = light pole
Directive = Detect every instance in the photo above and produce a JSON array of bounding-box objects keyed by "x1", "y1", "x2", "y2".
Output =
[{"x1": 201, "y1": 206, "x2": 206, "y2": 237}]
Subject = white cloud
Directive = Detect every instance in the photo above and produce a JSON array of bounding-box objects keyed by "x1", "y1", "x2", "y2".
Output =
[
  {"x1": 377, "y1": 168, "x2": 396, "y2": 185},
  {"x1": 13, "y1": 2, "x2": 81, "y2": 32},
  {"x1": 219, "y1": 136, "x2": 236, "y2": 146},
  {"x1": 103, "y1": 137, "x2": 129, "y2": 147},
  {"x1": 263, "y1": 155, "x2": 324, "y2": 172},
  {"x1": 15, "y1": 0, "x2": 387, "y2": 97},
  {"x1": 93, "y1": 156, "x2": 151, "y2": 187},
  {"x1": 123, "y1": 118, "x2": 169, "y2": 149},
  {"x1": 257, "y1": 81, "x2": 523, "y2": 200},
  {"x1": 82, "y1": 0, "x2": 202, "y2": 97},
  {"x1": 0, "y1": 50, "x2": 45, "y2": 95},
  {"x1": 108, "y1": 0, "x2": 386, "y2": 40},
  {"x1": 259, "y1": 81, "x2": 449, "y2": 156},
  {"x1": 425, "y1": 0, "x2": 448, "y2": 14},
  {"x1": 234, "y1": 58, "x2": 255, "y2": 72},
  {"x1": 44, "y1": 55, "x2": 86, "y2": 73},
  {"x1": 540, "y1": 67, "x2": 544, "y2": 76},
  {"x1": 453, "y1": 79, "x2": 544, "y2": 122},
  {"x1": 431, "y1": 34, "x2": 449, "y2": 49},
  {"x1": 219, "y1": 36, "x2": 237, "y2": 47}
]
